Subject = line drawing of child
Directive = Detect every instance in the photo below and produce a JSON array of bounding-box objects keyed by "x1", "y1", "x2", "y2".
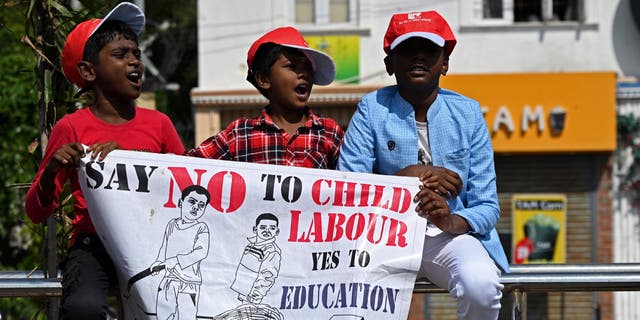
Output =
[
  {"x1": 151, "y1": 184, "x2": 211, "y2": 319},
  {"x1": 231, "y1": 213, "x2": 282, "y2": 304}
]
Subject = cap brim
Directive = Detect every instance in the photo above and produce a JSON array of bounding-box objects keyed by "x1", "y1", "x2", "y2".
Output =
[
  {"x1": 282, "y1": 44, "x2": 336, "y2": 86},
  {"x1": 389, "y1": 32, "x2": 445, "y2": 51},
  {"x1": 92, "y1": 2, "x2": 145, "y2": 37}
]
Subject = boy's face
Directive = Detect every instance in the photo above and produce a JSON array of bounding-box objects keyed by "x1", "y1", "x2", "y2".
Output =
[
  {"x1": 258, "y1": 51, "x2": 314, "y2": 111},
  {"x1": 385, "y1": 37, "x2": 448, "y2": 93},
  {"x1": 253, "y1": 219, "x2": 279, "y2": 241},
  {"x1": 90, "y1": 35, "x2": 144, "y2": 101},
  {"x1": 179, "y1": 191, "x2": 208, "y2": 222}
]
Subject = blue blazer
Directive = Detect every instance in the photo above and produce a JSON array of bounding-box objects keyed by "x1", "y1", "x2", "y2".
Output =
[{"x1": 338, "y1": 85, "x2": 509, "y2": 272}]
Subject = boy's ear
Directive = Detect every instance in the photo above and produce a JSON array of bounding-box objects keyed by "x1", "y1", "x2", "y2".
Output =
[
  {"x1": 441, "y1": 56, "x2": 450, "y2": 76},
  {"x1": 254, "y1": 72, "x2": 271, "y2": 90},
  {"x1": 77, "y1": 61, "x2": 97, "y2": 83},
  {"x1": 384, "y1": 55, "x2": 393, "y2": 76}
]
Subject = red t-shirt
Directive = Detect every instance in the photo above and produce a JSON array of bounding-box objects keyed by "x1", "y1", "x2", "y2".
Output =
[{"x1": 25, "y1": 107, "x2": 185, "y2": 245}]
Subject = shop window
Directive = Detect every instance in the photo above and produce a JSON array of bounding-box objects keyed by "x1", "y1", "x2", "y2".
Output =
[
  {"x1": 296, "y1": 0, "x2": 315, "y2": 24},
  {"x1": 295, "y1": 0, "x2": 357, "y2": 25},
  {"x1": 468, "y1": 0, "x2": 584, "y2": 25},
  {"x1": 514, "y1": 0, "x2": 581, "y2": 22},
  {"x1": 483, "y1": 0, "x2": 505, "y2": 19}
]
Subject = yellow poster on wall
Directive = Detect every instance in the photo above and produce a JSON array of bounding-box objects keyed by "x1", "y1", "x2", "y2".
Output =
[
  {"x1": 306, "y1": 35, "x2": 360, "y2": 84},
  {"x1": 512, "y1": 194, "x2": 566, "y2": 264}
]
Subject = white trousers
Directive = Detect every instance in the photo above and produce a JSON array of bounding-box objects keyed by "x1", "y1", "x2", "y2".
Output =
[{"x1": 418, "y1": 232, "x2": 503, "y2": 320}]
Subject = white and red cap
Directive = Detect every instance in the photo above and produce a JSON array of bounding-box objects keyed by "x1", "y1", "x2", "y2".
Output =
[
  {"x1": 383, "y1": 11, "x2": 456, "y2": 56},
  {"x1": 247, "y1": 27, "x2": 336, "y2": 85},
  {"x1": 62, "y1": 2, "x2": 145, "y2": 88}
]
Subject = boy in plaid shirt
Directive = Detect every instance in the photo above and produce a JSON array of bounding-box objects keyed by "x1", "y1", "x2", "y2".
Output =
[{"x1": 187, "y1": 27, "x2": 343, "y2": 169}]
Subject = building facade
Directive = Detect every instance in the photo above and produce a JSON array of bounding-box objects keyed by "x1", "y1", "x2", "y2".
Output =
[{"x1": 192, "y1": 1, "x2": 640, "y2": 319}]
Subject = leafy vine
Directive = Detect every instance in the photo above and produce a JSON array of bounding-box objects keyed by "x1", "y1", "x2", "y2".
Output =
[{"x1": 617, "y1": 114, "x2": 640, "y2": 202}]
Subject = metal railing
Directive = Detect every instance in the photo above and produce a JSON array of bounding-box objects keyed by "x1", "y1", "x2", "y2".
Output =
[
  {"x1": 0, "y1": 271, "x2": 61, "y2": 298},
  {"x1": 415, "y1": 263, "x2": 640, "y2": 293},
  {"x1": 2, "y1": 263, "x2": 640, "y2": 319},
  {"x1": 414, "y1": 263, "x2": 640, "y2": 320}
]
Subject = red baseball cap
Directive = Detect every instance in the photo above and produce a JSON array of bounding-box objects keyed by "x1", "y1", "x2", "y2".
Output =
[
  {"x1": 62, "y1": 2, "x2": 145, "y2": 88},
  {"x1": 247, "y1": 27, "x2": 336, "y2": 86},
  {"x1": 383, "y1": 11, "x2": 456, "y2": 56}
]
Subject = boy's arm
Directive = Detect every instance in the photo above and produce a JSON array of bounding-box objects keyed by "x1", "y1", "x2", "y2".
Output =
[
  {"x1": 325, "y1": 119, "x2": 344, "y2": 170},
  {"x1": 251, "y1": 249, "x2": 281, "y2": 298},
  {"x1": 151, "y1": 221, "x2": 186, "y2": 273},
  {"x1": 186, "y1": 135, "x2": 229, "y2": 159},
  {"x1": 418, "y1": 188, "x2": 471, "y2": 234},
  {"x1": 396, "y1": 165, "x2": 468, "y2": 233},
  {"x1": 337, "y1": 99, "x2": 375, "y2": 172},
  {"x1": 160, "y1": 114, "x2": 185, "y2": 154},
  {"x1": 86, "y1": 142, "x2": 119, "y2": 161},
  {"x1": 185, "y1": 122, "x2": 234, "y2": 159},
  {"x1": 396, "y1": 164, "x2": 462, "y2": 198},
  {"x1": 175, "y1": 224, "x2": 210, "y2": 269},
  {"x1": 452, "y1": 108, "x2": 500, "y2": 236},
  {"x1": 25, "y1": 167, "x2": 69, "y2": 224},
  {"x1": 154, "y1": 222, "x2": 172, "y2": 263},
  {"x1": 25, "y1": 121, "x2": 79, "y2": 224}
]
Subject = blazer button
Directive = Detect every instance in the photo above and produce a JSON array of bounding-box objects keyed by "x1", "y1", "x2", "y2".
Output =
[{"x1": 387, "y1": 140, "x2": 396, "y2": 151}]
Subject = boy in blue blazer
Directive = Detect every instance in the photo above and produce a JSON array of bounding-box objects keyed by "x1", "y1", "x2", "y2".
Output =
[{"x1": 338, "y1": 11, "x2": 508, "y2": 320}]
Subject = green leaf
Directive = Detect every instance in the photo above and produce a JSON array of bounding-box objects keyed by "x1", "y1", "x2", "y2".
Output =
[
  {"x1": 44, "y1": 69, "x2": 52, "y2": 104},
  {"x1": 48, "y1": 1, "x2": 73, "y2": 18}
]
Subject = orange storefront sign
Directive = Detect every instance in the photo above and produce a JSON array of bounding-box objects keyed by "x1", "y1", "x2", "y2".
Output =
[{"x1": 440, "y1": 72, "x2": 616, "y2": 153}]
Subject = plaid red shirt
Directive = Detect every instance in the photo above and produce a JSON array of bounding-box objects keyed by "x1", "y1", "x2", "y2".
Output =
[{"x1": 187, "y1": 108, "x2": 344, "y2": 169}]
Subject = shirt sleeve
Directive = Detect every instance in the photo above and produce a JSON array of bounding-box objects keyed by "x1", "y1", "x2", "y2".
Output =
[
  {"x1": 453, "y1": 105, "x2": 500, "y2": 235},
  {"x1": 337, "y1": 97, "x2": 376, "y2": 173},
  {"x1": 185, "y1": 124, "x2": 233, "y2": 159},
  {"x1": 160, "y1": 114, "x2": 185, "y2": 155},
  {"x1": 176, "y1": 224, "x2": 210, "y2": 269},
  {"x1": 325, "y1": 118, "x2": 345, "y2": 170},
  {"x1": 25, "y1": 119, "x2": 75, "y2": 224},
  {"x1": 252, "y1": 249, "x2": 281, "y2": 297},
  {"x1": 155, "y1": 221, "x2": 173, "y2": 263}
]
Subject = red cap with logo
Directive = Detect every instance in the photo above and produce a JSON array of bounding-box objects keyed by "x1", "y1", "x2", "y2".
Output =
[
  {"x1": 246, "y1": 27, "x2": 336, "y2": 85},
  {"x1": 62, "y1": 2, "x2": 145, "y2": 88},
  {"x1": 383, "y1": 11, "x2": 456, "y2": 56}
]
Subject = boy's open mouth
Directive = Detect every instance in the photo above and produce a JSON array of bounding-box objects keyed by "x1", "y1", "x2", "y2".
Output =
[
  {"x1": 294, "y1": 83, "x2": 310, "y2": 97},
  {"x1": 127, "y1": 71, "x2": 141, "y2": 84}
]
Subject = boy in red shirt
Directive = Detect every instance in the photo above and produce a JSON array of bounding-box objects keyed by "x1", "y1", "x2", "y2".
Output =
[
  {"x1": 25, "y1": 3, "x2": 184, "y2": 319},
  {"x1": 187, "y1": 27, "x2": 343, "y2": 169}
]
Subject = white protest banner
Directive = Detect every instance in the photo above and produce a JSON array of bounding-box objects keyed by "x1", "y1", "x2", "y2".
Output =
[{"x1": 78, "y1": 150, "x2": 426, "y2": 319}]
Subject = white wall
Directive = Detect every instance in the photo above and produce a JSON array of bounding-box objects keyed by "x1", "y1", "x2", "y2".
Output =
[
  {"x1": 195, "y1": 0, "x2": 640, "y2": 92},
  {"x1": 197, "y1": 0, "x2": 279, "y2": 91},
  {"x1": 194, "y1": 1, "x2": 640, "y2": 317},
  {"x1": 613, "y1": 96, "x2": 640, "y2": 319}
]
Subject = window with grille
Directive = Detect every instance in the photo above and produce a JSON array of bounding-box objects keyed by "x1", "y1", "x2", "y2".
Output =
[
  {"x1": 295, "y1": 0, "x2": 357, "y2": 26},
  {"x1": 468, "y1": 0, "x2": 584, "y2": 25}
]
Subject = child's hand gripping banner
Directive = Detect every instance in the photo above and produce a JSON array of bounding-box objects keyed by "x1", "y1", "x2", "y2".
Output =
[{"x1": 78, "y1": 150, "x2": 426, "y2": 319}]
